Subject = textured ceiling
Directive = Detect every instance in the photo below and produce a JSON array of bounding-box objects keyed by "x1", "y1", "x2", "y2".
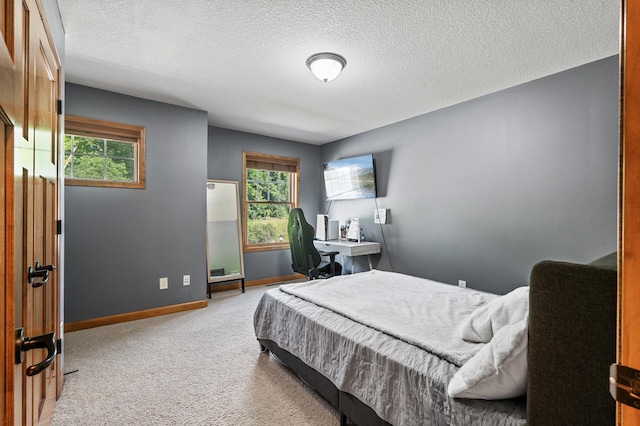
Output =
[{"x1": 57, "y1": 0, "x2": 620, "y2": 145}]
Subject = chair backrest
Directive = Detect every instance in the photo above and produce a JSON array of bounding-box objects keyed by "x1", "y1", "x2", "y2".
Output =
[{"x1": 288, "y1": 208, "x2": 321, "y2": 276}]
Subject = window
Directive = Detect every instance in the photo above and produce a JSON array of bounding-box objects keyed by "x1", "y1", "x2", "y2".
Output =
[
  {"x1": 64, "y1": 115, "x2": 146, "y2": 188},
  {"x1": 243, "y1": 151, "x2": 299, "y2": 252}
]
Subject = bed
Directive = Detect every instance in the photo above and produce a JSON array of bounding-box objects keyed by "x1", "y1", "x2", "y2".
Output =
[{"x1": 253, "y1": 253, "x2": 617, "y2": 426}]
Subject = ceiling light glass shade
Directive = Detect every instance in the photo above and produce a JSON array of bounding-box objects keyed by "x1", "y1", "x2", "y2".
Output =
[{"x1": 306, "y1": 53, "x2": 347, "y2": 83}]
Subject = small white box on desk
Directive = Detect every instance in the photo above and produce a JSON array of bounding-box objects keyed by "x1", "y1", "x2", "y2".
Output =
[
  {"x1": 316, "y1": 215, "x2": 327, "y2": 240},
  {"x1": 327, "y1": 220, "x2": 339, "y2": 240},
  {"x1": 316, "y1": 215, "x2": 340, "y2": 241}
]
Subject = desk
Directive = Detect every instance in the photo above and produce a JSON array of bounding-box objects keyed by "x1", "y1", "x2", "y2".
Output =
[{"x1": 313, "y1": 239, "x2": 381, "y2": 274}]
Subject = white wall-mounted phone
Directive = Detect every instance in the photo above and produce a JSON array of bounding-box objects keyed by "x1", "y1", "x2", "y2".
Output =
[{"x1": 374, "y1": 208, "x2": 387, "y2": 224}]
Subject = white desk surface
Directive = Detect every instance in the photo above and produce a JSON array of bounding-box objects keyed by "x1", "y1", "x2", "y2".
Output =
[{"x1": 313, "y1": 239, "x2": 381, "y2": 256}]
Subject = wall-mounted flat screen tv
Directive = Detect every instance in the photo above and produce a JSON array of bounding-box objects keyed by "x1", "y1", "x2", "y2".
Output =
[{"x1": 323, "y1": 154, "x2": 377, "y2": 200}]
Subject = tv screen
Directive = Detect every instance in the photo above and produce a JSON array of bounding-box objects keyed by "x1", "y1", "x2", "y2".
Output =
[{"x1": 323, "y1": 154, "x2": 377, "y2": 200}]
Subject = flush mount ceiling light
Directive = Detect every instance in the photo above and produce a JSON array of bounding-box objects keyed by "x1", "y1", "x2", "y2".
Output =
[{"x1": 306, "y1": 52, "x2": 347, "y2": 83}]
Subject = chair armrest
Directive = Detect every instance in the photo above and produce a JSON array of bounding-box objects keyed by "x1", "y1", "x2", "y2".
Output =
[{"x1": 317, "y1": 250, "x2": 339, "y2": 275}]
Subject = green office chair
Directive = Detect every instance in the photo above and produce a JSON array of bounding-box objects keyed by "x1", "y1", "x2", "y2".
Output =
[{"x1": 288, "y1": 208, "x2": 342, "y2": 279}]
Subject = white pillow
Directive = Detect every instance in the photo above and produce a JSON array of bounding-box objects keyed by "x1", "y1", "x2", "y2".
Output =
[
  {"x1": 447, "y1": 314, "x2": 528, "y2": 400},
  {"x1": 458, "y1": 286, "x2": 529, "y2": 343}
]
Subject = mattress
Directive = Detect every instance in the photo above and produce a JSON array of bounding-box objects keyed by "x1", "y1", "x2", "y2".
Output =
[{"x1": 253, "y1": 271, "x2": 527, "y2": 425}]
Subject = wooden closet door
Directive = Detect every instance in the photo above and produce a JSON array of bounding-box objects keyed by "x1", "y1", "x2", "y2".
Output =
[
  {"x1": 1, "y1": 90, "x2": 12, "y2": 426},
  {"x1": 2, "y1": 0, "x2": 61, "y2": 424},
  {"x1": 1, "y1": 0, "x2": 21, "y2": 421},
  {"x1": 28, "y1": 5, "x2": 60, "y2": 420},
  {"x1": 619, "y1": 1, "x2": 640, "y2": 424}
]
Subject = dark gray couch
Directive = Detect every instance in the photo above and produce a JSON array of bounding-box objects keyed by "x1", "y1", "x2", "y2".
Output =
[{"x1": 527, "y1": 252, "x2": 617, "y2": 425}]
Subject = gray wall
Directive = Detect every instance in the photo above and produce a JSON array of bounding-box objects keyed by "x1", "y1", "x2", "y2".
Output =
[
  {"x1": 207, "y1": 127, "x2": 321, "y2": 280},
  {"x1": 64, "y1": 84, "x2": 208, "y2": 322},
  {"x1": 320, "y1": 56, "x2": 619, "y2": 295}
]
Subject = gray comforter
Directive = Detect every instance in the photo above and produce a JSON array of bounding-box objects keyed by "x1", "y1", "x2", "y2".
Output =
[
  {"x1": 280, "y1": 270, "x2": 495, "y2": 366},
  {"x1": 254, "y1": 271, "x2": 526, "y2": 426}
]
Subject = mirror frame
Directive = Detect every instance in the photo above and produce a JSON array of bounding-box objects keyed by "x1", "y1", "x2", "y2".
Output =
[{"x1": 206, "y1": 179, "x2": 245, "y2": 285}]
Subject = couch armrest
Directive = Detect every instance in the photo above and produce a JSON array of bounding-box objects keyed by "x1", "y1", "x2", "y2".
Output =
[{"x1": 527, "y1": 259, "x2": 617, "y2": 426}]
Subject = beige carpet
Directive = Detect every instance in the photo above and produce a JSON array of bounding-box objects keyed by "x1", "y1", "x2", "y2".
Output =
[{"x1": 51, "y1": 284, "x2": 340, "y2": 425}]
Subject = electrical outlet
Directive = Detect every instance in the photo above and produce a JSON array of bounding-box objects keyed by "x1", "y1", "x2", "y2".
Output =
[
  {"x1": 458, "y1": 280, "x2": 467, "y2": 288},
  {"x1": 183, "y1": 275, "x2": 190, "y2": 286},
  {"x1": 159, "y1": 277, "x2": 168, "y2": 290},
  {"x1": 374, "y1": 208, "x2": 387, "y2": 224}
]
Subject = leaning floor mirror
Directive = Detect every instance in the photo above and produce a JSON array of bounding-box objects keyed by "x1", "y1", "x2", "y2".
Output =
[{"x1": 206, "y1": 179, "x2": 245, "y2": 295}]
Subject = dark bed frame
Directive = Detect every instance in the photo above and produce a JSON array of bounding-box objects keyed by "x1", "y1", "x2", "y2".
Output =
[{"x1": 258, "y1": 339, "x2": 391, "y2": 426}]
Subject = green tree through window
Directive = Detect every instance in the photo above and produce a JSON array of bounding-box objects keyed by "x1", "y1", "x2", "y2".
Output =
[
  {"x1": 64, "y1": 115, "x2": 146, "y2": 189},
  {"x1": 65, "y1": 135, "x2": 135, "y2": 182},
  {"x1": 243, "y1": 152, "x2": 299, "y2": 251}
]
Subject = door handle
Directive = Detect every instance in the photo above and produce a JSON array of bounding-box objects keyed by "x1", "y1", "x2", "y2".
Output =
[
  {"x1": 15, "y1": 328, "x2": 57, "y2": 376},
  {"x1": 28, "y1": 261, "x2": 57, "y2": 288},
  {"x1": 610, "y1": 363, "x2": 640, "y2": 410}
]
